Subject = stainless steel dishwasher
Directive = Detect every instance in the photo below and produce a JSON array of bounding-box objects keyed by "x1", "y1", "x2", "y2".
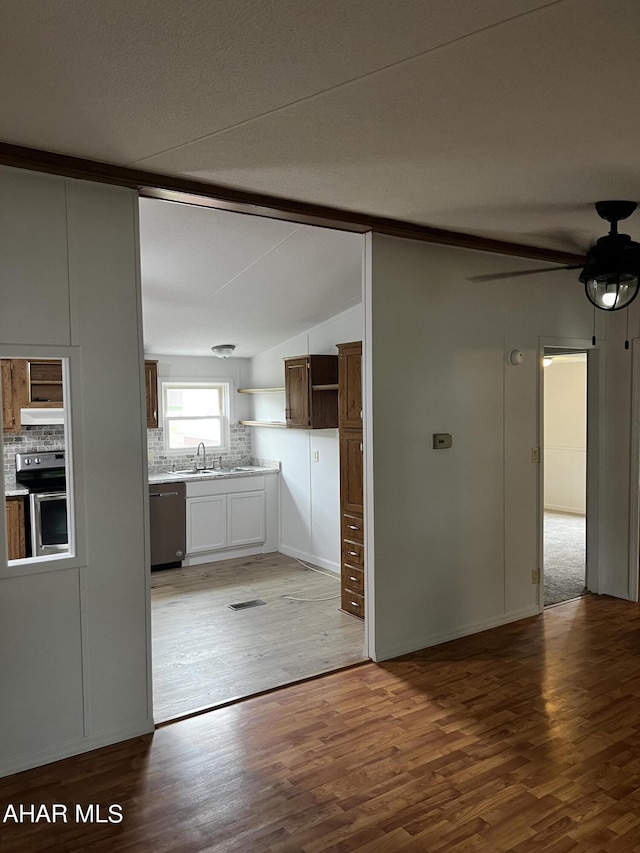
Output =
[{"x1": 149, "y1": 481, "x2": 186, "y2": 569}]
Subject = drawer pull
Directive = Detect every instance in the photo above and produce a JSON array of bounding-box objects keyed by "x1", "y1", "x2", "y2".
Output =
[
  {"x1": 349, "y1": 576, "x2": 357, "y2": 582},
  {"x1": 348, "y1": 524, "x2": 359, "y2": 530},
  {"x1": 350, "y1": 601, "x2": 360, "y2": 608},
  {"x1": 348, "y1": 550, "x2": 358, "y2": 557}
]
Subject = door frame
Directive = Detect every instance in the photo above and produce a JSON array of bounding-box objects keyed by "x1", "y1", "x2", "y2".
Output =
[
  {"x1": 627, "y1": 339, "x2": 640, "y2": 602},
  {"x1": 538, "y1": 336, "x2": 601, "y2": 609}
]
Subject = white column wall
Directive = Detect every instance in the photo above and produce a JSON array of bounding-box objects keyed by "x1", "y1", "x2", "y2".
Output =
[
  {"x1": 0, "y1": 167, "x2": 151, "y2": 776},
  {"x1": 367, "y1": 233, "x2": 637, "y2": 660}
]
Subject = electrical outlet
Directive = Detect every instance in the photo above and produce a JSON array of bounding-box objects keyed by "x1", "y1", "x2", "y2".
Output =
[
  {"x1": 531, "y1": 447, "x2": 540, "y2": 463},
  {"x1": 532, "y1": 568, "x2": 540, "y2": 584}
]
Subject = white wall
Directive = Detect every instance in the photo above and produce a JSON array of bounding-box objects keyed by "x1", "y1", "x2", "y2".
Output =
[
  {"x1": 147, "y1": 353, "x2": 253, "y2": 422},
  {"x1": 250, "y1": 305, "x2": 364, "y2": 572},
  {"x1": 367, "y1": 233, "x2": 639, "y2": 660},
  {"x1": 0, "y1": 167, "x2": 151, "y2": 775},
  {"x1": 544, "y1": 357, "x2": 587, "y2": 513}
]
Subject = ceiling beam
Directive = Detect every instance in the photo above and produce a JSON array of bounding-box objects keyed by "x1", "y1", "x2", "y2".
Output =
[{"x1": 0, "y1": 142, "x2": 585, "y2": 266}]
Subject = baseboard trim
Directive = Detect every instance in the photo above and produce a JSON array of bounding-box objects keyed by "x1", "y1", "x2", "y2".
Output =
[
  {"x1": 371, "y1": 605, "x2": 540, "y2": 662},
  {"x1": 183, "y1": 543, "x2": 267, "y2": 566},
  {"x1": 544, "y1": 504, "x2": 586, "y2": 515},
  {"x1": 278, "y1": 544, "x2": 340, "y2": 575},
  {"x1": 601, "y1": 585, "x2": 632, "y2": 601},
  {"x1": 0, "y1": 719, "x2": 155, "y2": 779}
]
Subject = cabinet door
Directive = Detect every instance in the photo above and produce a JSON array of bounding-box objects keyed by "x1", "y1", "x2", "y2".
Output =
[
  {"x1": 186, "y1": 495, "x2": 227, "y2": 553},
  {"x1": 145, "y1": 360, "x2": 158, "y2": 429},
  {"x1": 6, "y1": 498, "x2": 26, "y2": 560},
  {"x1": 1, "y1": 359, "x2": 25, "y2": 433},
  {"x1": 340, "y1": 430, "x2": 364, "y2": 514},
  {"x1": 285, "y1": 357, "x2": 310, "y2": 427},
  {"x1": 228, "y1": 492, "x2": 265, "y2": 546},
  {"x1": 338, "y1": 342, "x2": 362, "y2": 430}
]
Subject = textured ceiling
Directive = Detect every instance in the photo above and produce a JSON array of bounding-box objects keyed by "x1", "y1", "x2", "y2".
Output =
[
  {"x1": 3, "y1": 0, "x2": 640, "y2": 352},
  {"x1": 139, "y1": 199, "x2": 363, "y2": 357}
]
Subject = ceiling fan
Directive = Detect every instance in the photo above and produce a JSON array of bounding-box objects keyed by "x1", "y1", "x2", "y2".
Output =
[{"x1": 471, "y1": 200, "x2": 640, "y2": 313}]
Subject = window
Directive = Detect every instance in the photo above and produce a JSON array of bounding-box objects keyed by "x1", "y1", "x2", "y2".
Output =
[{"x1": 162, "y1": 381, "x2": 230, "y2": 452}]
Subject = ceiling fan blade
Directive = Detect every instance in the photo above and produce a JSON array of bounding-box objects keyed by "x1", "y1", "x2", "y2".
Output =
[{"x1": 469, "y1": 264, "x2": 582, "y2": 283}]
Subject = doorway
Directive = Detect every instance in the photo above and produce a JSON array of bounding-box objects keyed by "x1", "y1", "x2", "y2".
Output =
[
  {"x1": 542, "y1": 348, "x2": 588, "y2": 606},
  {"x1": 139, "y1": 198, "x2": 368, "y2": 722}
]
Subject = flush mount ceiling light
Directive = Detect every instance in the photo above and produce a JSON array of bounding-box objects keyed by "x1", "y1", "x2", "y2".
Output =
[{"x1": 211, "y1": 344, "x2": 236, "y2": 358}]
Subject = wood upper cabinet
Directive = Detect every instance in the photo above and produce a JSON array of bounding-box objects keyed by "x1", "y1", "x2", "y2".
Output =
[
  {"x1": 284, "y1": 355, "x2": 338, "y2": 429},
  {"x1": 6, "y1": 497, "x2": 26, "y2": 560},
  {"x1": 25, "y1": 359, "x2": 63, "y2": 406},
  {"x1": 338, "y1": 341, "x2": 362, "y2": 430},
  {"x1": 145, "y1": 360, "x2": 158, "y2": 429},
  {"x1": 1, "y1": 359, "x2": 27, "y2": 433},
  {"x1": 3, "y1": 359, "x2": 64, "y2": 430}
]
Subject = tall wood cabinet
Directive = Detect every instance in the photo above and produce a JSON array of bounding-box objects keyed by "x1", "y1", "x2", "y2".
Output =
[{"x1": 337, "y1": 341, "x2": 364, "y2": 619}]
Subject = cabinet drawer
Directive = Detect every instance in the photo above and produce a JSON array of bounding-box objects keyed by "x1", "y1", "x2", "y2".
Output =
[
  {"x1": 342, "y1": 540, "x2": 364, "y2": 569},
  {"x1": 342, "y1": 512, "x2": 364, "y2": 543},
  {"x1": 341, "y1": 589, "x2": 364, "y2": 618},
  {"x1": 342, "y1": 566, "x2": 364, "y2": 595}
]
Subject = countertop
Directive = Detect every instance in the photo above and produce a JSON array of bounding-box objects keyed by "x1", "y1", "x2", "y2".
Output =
[
  {"x1": 5, "y1": 479, "x2": 28, "y2": 497},
  {"x1": 3, "y1": 466, "x2": 279, "y2": 497},
  {"x1": 148, "y1": 464, "x2": 279, "y2": 486}
]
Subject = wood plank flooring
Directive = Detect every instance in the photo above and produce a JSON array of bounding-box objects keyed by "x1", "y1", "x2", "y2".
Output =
[
  {"x1": 2, "y1": 595, "x2": 640, "y2": 851},
  {"x1": 151, "y1": 552, "x2": 366, "y2": 721}
]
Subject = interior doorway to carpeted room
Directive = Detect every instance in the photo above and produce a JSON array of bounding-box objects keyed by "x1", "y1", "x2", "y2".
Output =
[{"x1": 542, "y1": 349, "x2": 588, "y2": 607}]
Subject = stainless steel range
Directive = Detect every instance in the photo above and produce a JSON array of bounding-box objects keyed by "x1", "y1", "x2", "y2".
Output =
[{"x1": 15, "y1": 450, "x2": 68, "y2": 557}]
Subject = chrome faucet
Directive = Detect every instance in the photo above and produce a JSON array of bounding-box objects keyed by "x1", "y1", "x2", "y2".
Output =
[{"x1": 195, "y1": 442, "x2": 207, "y2": 471}]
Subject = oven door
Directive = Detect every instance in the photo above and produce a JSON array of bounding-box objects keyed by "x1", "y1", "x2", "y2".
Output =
[{"x1": 29, "y1": 491, "x2": 68, "y2": 557}]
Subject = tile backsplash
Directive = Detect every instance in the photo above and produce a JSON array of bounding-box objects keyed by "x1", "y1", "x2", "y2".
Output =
[
  {"x1": 147, "y1": 422, "x2": 252, "y2": 472},
  {"x1": 3, "y1": 422, "x2": 255, "y2": 480},
  {"x1": 3, "y1": 425, "x2": 66, "y2": 481}
]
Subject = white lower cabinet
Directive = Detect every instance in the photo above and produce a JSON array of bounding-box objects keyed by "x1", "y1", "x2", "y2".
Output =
[
  {"x1": 187, "y1": 495, "x2": 227, "y2": 553},
  {"x1": 185, "y1": 476, "x2": 268, "y2": 559},
  {"x1": 228, "y1": 492, "x2": 265, "y2": 546}
]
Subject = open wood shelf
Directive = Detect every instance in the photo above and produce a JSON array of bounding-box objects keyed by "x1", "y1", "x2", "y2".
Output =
[
  {"x1": 239, "y1": 420, "x2": 287, "y2": 428},
  {"x1": 237, "y1": 387, "x2": 285, "y2": 394}
]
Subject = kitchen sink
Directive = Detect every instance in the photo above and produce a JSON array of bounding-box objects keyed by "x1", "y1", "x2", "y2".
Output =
[{"x1": 161, "y1": 466, "x2": 259, "y2": 477}]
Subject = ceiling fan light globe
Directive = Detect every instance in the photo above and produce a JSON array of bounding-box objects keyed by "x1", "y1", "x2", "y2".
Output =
[{"x1": 584, "y1": 275, "x2": 640, "y2": 311}]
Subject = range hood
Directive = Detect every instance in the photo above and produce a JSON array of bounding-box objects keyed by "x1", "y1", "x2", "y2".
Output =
[{"x1": 20, "y1": 407, "x2": 65, "y2": 426}]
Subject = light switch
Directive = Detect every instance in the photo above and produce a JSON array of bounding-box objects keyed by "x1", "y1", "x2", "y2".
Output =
[
  {"x1": 433, "y1": 433, "x2": 452, "y2": 449},
  {"x1": 313, "y1": 450, "x2": 320, "y2": 462}
]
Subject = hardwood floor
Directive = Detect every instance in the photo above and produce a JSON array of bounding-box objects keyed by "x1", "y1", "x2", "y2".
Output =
[
  {"x1": 151, "y1": 552, "x2": 366, "y2": 721},
  {"x1": 2, "y1": 595, "x2": 640, "y2": 851}
]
